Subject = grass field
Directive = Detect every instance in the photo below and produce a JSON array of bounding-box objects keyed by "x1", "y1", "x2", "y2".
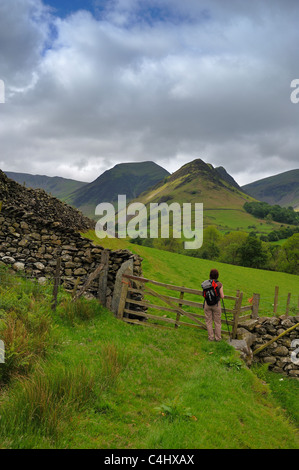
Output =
[
  {"x1": 0, "y1": 234, "x2": 298, "y2": 449},
  {"x1": 204, "y1": 209, "x2": 285, "y2": 234}
]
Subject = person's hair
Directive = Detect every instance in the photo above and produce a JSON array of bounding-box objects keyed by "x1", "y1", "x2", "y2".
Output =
[{"x1": 210, "y1": 269, "x2": 219, "y2": 280}]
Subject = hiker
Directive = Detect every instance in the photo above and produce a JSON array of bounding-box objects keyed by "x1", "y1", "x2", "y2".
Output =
[{"x1": 202, "y1": 269, "x2": 224, "y2": 342}]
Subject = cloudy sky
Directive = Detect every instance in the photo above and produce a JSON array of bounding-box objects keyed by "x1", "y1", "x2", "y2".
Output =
[{"x1": 0, "y1": 0, "x2": 298, "y2": 185}]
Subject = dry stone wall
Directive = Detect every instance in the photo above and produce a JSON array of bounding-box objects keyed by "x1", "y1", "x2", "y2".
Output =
[
  {"x1": 0, "y1": 169, "x2": 143, "y2": 310},
  {"x1": 238, "y1": 316, "x2": 299, "y2": 378},
  {"x1": 0, "y1": 205, "x2": 143, "y2": 308}
]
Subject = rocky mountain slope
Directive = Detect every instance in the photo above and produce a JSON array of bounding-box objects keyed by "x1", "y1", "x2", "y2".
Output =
[{"x1": 0, "y1": 170, "x2": 94, "y2": 232}]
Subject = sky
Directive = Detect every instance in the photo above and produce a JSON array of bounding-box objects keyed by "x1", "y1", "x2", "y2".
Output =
[{"x1": 0, "y1": 0, "x2": 298, "y2": 186}]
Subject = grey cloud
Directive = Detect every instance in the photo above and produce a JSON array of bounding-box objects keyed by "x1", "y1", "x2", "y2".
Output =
[
  {"x1": 0, "y1": 0, "x2": 52, "y2": 88},
  {"x1": 0, "y1": 0, "x2": 298, "y2": 185}
]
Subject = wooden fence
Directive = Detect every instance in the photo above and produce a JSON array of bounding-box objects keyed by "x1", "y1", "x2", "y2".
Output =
[
  {"x1": 50, "y1": 252, "x2": 298, "y2": 336},
  {"x1": 117, "y1": 273, "x2": 261, "y2": 339},
  {"x1": 273, "y1": 285, "x2": 299, "y2": 316}
]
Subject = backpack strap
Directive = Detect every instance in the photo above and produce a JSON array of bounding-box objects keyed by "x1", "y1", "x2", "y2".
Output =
[{"x1": 211, "y1": 280, "x2": 220, "y2": 298}]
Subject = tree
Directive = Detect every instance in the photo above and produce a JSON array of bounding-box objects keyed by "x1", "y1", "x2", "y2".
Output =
[
  {"x1": 203, "y1": 226, "x2": 222, "y2": 244},
  {"x1": 239, "y1": 233, "x2": 268, "y2": 268},
  {"x1": 196, "y1": 241, "x2": 220, "y2": 260},
  {"x1": 218, "y1": 231, "x2": 248, "y2": 265},
  {"x1": 278, "y1": 234, "x2": 299, "y2": 274}
]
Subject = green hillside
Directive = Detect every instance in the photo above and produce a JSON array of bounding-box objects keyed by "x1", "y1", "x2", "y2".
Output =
[
  {"x1": 4, "y1": 171, "x2": 87, "y2": 200},
  {"x1": 131, "y1": 159, "x2": 289, "y2": 236},
  {"x1": 65, "y1": 161, "x2": 170, "y2": 219},
  {"x1": 242, "y1": 169, "x2": 299, "y2": 211},
  {"x1": 0, "y1": 239, "x2": 298, "y2": 449}
]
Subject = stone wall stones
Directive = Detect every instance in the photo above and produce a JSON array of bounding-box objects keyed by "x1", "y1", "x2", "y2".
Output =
[
  {"x1": 237, "y1": 316, "x2": 299, "y2": 378},
  {"x1": 0, "y1": 170, "x2": 93, "y2": 232}
]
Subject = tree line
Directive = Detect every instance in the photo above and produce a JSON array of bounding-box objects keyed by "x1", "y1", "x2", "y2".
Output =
[{"x1": 243, "y1": 201, "x2": 299, "y2": 225}]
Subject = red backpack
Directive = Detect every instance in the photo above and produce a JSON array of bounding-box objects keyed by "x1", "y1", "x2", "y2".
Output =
[{"x1": 201, "y1": 279, "x2": 220, "y2": 306}]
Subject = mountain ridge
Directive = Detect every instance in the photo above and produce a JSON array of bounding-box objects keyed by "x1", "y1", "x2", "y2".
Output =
[
  {"x1": 5, "y1": 162, "x2": 299, "y2": 220},
  {"x1": 4, "y1": 171, "x2": 87, "y2": 200},
  {"x1": 241, "y1": 169, "x2": 299, "y2": 210},
  {"x1": 65, "y1": 161, "x2": 170, "y2": 219}
]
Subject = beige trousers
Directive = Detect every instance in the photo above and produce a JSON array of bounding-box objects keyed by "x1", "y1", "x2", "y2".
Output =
[{"x1": 204, "y1": 301, "x2": 222, "y2": 341}]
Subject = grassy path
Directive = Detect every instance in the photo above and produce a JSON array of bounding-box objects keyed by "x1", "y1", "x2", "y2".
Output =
[
  {"x1": 0, "y1": 253, "x2": 298, "y2": 449},
  {"x1": 43, "y1": 311, "x2": 299, "y2": 449}
]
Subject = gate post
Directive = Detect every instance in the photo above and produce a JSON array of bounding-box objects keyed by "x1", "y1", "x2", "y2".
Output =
[
  {"x1": 232, "y1": 292, "x2": 243, "y2": 339},
  {"x1": 252, "y1": 293, "x2": 260, "y2": 319},
  {"x1": 117, "y1": 269, "x2": 131, "y2": 319},
  {"x1": 273, "y1": 286, "x2": 279, "y2": 316},
  {"x1": 51, "y1": 256, "x2": 61, "y2": 311},
  {"x1": 98, "y1": 249, "x2": 110, "y2": 307}
]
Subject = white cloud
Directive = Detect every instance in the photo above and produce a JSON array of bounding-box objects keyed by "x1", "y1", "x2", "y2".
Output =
[{"x1": 0, "y1": 0, "x2": 298, "y2": 185}]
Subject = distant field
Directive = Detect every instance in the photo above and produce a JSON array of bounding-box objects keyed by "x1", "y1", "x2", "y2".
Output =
[
  {"x1": 269, "y1": 239, "x2": 288, "y2": 246},
  {"x1": 203, "y1": 208, "x2": 284, "y2": 233}
]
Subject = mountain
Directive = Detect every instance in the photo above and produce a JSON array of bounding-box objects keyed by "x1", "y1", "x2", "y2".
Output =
[
  {"x1": 242, "y1": 169, "x2": 299, "y2": 211},
  {"x1": 128, "y1": 158, "x2": 286, "y2": 234},
  {"x1": 0, "y1": 170, "x2": 94, "y2": 232},
  {"x1": 65, "y1": 161, "x2": 170, "y2": 219},
  {"x1": 134, "y1": 158, "x2": 251, "y2": 211},
  {"x1": 4, "y1": 171, "x2": 87, "y2": 200}
]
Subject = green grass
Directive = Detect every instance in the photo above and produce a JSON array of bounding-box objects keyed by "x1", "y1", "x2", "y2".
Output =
[
  {"x1": 269, "y1": 239, "x2": 288, "y2": 246},
  {"x1": 204, "y1": 209, "x2": 286, "y2": 234},
  {"x1": 0, "y1": 255, "x2": 298, "y2": 449}
]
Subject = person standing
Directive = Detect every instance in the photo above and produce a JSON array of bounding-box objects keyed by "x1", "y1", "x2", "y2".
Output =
[{"x1": 203, "y1": 269, "x2": 224, "y2": 342}]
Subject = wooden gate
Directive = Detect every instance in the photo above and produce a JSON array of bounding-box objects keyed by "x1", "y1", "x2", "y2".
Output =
[{"x1": 116, "y1": 273, "x2": 256, "y2": 338}]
